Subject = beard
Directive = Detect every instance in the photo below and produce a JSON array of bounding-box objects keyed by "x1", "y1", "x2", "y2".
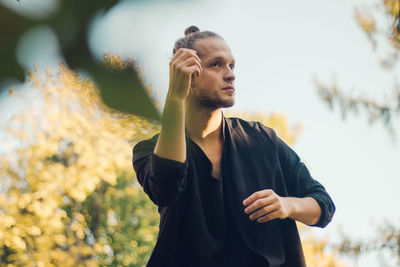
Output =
[
  {"x1": 197, "y1": 94, "x2": 235, "y2": 108},
  {"x1": 191, "y1": 85, "x2": 235, "y2": 109}
]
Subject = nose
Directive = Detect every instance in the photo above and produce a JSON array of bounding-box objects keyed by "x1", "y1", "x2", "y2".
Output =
[{"x1": 224, "y1": 67, "x2": 235, "y2": 82}]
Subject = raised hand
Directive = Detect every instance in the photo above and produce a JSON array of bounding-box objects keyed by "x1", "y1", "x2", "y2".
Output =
[{"x1": 168, "y1": 48, "x2": 202, "y2": 100}]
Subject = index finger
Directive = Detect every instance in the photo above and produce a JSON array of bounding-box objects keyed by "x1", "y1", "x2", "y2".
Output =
[
  {"x1": 175, "y1": 48, "x2": 200, "y2": 59},
  {"x1": 242, "y1": 189, "x2": 273, "y2": 206},
  {"x1": 171, "y1": 48, "x2": 202, "y2": 66}
]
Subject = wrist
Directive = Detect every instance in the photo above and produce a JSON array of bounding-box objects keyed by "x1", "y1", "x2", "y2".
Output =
[
  {"x1": 166, "y1": 93, "x2": 185, "y2": 103},
  {"x1": 285, "y1": 197, "x2": 298, "y2": 220},
  {"x1": 285, "y1": 197, "x2": 321, "y2": 225},
  {"x1": 161, "y1": 95, "x2": 185, "y2": 126},
  {"x1": 167, "y1": 84, "x2": 189, "y2": 101},
  {"x1": 164, "y1": 95, "x2": 185, "y2": 112}
]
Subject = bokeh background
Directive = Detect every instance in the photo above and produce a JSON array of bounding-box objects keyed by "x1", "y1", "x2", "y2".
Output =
[{"x1": 1, "y1": 0, "x2": 400, "y2": 266}]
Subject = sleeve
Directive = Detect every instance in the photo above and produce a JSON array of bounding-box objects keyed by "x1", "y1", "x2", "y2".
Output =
[
  {"x1": 276, "y1": 137, "x2": 335, "y2": 228},
  {"x1": 132, "y1": 135, "x2": 189, "y2": 207}
]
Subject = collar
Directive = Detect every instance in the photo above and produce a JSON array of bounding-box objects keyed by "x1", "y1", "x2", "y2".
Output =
[{"x1": 221, "y1": 110, "x2": 226, "y2": 141}]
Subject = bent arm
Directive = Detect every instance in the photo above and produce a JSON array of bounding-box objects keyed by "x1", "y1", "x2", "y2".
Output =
[
  {"x1": 133, "y1": 137, "x2": 188, "y2": 206},
  {"x1": 132, "y1": 49, "x2": 201, "y2": 206},
  {"x1": 276, "y1": 136, "x2": 335, "y2": 228},
  {"x1": 257, "y1": 124, "x2": 335, "y2": 227},
  {"x1": 154, "y1": 48, "x2": 202, "y2": 163},
  {"x1": 154, "y1": 96, "x2": 186, "y2": 162},
  {"x1": 154, "y1": 98, "x2": 186, "y2": 163},
  {"x1": 243, "y1": 190, "x2": 322, "y2": 226}
]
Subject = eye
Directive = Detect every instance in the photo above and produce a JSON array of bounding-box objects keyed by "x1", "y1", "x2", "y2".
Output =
[
  {"x1": 229, "y1": 64, "x2": 235, "y2": 70},
  {"x1": 211, "y1": 61, "x2": 222, "y2": 68}
]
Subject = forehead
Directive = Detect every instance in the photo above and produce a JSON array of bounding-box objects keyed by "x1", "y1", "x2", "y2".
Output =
[{"x1": 194, "y1": 37, "x2": 234, "y2": 62}]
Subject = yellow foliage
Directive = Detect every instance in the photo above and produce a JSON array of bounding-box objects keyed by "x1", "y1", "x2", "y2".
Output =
[
  {"x1": 300, "y1": 224, "x2": 348, "y2": 267},
  {"x1": 355, "y1": 0, "x2": 400, "y2": 50},
  {"x1": 0, "y1": 62, "x2": 158, "y2": 266},
  {"x1": 355, "y1": 8, "x2": 376, "y2": 34},
  {"x1": 383, "y1": 0, "x2": 400, "y2": 16},
  {"x1": 225, "y1": 110, "x2": 302, "y2": 145}
]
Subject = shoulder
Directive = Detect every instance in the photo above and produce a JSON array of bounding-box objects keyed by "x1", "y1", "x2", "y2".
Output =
[
  {"x1": 132, "y1": 133, "x2": 160, "y2": 159},
  {"x1": 134, "y1": 133, "x2": 159, "y2": 148},
  {"x1": 226, "y1": 117, "x2": 278, "y2": 146}
]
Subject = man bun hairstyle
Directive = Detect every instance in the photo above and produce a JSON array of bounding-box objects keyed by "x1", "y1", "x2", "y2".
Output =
[
  {"x1": 173, "y1": 25, "x2": 222, "y2": 54},
  {"x1": 184, "y1": 25, "x2": 200, "y2": 36}
]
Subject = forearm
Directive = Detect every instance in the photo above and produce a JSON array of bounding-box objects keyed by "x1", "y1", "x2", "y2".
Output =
[
  {"x1": 154, "y1": 95, "x2": 186, "y2": 163},
  {"x1": 153, "y1": 48, "x2": 201, "y2": 163},
  {"x1": 285, "y1": 196, "x2": 321, "y2": 226}
]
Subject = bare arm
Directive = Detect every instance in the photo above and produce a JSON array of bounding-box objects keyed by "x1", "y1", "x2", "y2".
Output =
[
  {"x1": 243, "y1": 189, "x2": 322, "y2": 226},
  {"x1": 154, "y1": 48, "x2": 202, "y2": 163},
  {"x1": 283, "y1": 196, "x2": 321, "y2": 225}
]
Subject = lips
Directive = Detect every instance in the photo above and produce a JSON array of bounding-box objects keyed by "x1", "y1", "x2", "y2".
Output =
[{"x1": 222, "y1": 86, "x2": 235, "y2": 91}]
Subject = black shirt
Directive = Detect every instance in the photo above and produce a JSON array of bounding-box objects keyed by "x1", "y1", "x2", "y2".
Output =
[
  {"x1": 132, "y1": 117, "x2": 335, "y2": 267},
  {"x1": 175, "y1": 138, "x2": 267, "y2": 267}
]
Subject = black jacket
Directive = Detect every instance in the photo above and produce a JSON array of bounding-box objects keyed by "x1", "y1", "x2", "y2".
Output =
[{"x1": 132, "y1": 117, "x2": 335, "y2": 267}]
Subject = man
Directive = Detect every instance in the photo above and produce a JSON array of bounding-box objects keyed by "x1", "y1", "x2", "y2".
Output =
[{"x1": 132, "y1": 26, "x2": 335, "y2": 267}]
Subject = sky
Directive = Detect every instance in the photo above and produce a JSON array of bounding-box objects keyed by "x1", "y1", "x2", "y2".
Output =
[{"x1": 1, "y1": 0, "x2": 400, "y2": 266}]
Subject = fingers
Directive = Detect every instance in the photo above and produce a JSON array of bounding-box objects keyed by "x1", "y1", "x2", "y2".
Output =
[
  {"x1": 243, "y1": 189, "x2": 287, "y2": 223},
  {"x1": 244, "y1": 194, "x2": 275, "y2": 214},
  {"x1": 176, "y1": 48, "x2": 201, "y2": 63},
  {"x1": 248, "y1": 203, "x2": 279, "y2": 221},
  {"x1": 167, "y1": 48, "x2": 202, "y2": 99},
  {"x1": 170, "y1": 48, "x2": 202, "y2": 73},
  {"x1": 257, "y1": 210, "x2": 281, "y2": 223},
  {"x1": 172, "y1": 47, "x2": 198, "y2": 61},
  {"x1": 179, "y1": 56, "x2": 202, "y2": 76},
  {"x1": 243, "y1": 189, "x2": 274, "y2": 208}
]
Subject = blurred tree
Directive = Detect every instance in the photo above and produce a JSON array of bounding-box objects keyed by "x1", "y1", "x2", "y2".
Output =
[
  {"x1": 338, "y1": 220, "x2": 400, "y2": 266},
  {"x1": 0, "y1": 59, "x2": 160, "y2": 266},
  {"x1": 315, "y1": 1, "x2": 400, "y2": 264},
  {"x1": 314, "y1": 0, "x2": 400, "y2": 135},
  {"x1": 225, "y1": 110, "x2": 303, "y2": 145},
  {"x1": 300, "y1": 225, "x2": 348, "y2": 267},
  {"x1": 0, "y1": 0, "x2": 160, "y2": 120}
]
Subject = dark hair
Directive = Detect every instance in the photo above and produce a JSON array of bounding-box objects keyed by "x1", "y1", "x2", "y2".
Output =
[{"x1": 173, "y1": 25, "x2": 223, "y2": 54}]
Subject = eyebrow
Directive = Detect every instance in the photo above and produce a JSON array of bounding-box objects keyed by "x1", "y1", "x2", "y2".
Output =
[{"x1": 206, "y1": 56, "x2": 235, "y2": 65}]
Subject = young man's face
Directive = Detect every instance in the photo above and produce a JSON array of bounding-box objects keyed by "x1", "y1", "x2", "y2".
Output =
[{"x1": 189, "y1": 37, "x2": 236, "y2": 108}]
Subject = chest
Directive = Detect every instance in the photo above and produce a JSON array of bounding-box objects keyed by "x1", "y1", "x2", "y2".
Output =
[{"x1": 196, "y1": 141, "x2": 223, "y2": 180}]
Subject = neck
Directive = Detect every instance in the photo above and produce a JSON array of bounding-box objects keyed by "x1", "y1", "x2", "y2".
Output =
[{"x1": 185, "y1": 102, "x2": 223, "y2": 143}]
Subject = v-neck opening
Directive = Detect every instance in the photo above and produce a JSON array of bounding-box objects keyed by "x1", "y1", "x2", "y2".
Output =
[
  {"x1": 185, "y1": 113, "x2": 227, "y2": 182},
  {"x1": 188, "y1": 138, "x2": 224, "y2": 182}
]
